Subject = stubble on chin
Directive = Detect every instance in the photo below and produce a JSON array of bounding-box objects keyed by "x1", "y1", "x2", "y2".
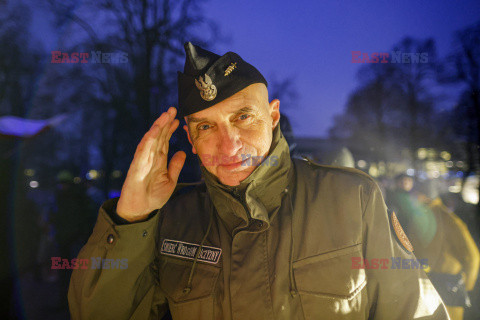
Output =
[{"x1": 217, "y1": 166, "x2": 255, "y2": 186}]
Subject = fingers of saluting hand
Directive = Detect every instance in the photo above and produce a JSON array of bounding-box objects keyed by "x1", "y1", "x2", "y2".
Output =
[
  {"x1": 155, "y1": 107, "x2": 178, "y2": 156},
  {"x1": 133, "y1": 107, "x2": 177, "y2": 170},
  {"x1": 162, "y1": 116, "x2": 180, "y2": 156}
]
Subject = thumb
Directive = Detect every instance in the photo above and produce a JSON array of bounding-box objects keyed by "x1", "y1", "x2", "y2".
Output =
[{"x1": 168, "y1": 151, "x2": 186, "y2": 184}]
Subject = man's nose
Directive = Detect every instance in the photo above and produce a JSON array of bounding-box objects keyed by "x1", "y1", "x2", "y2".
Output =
[{"x1": 216, "y1": 125, "x2": 242, "y2": 156}]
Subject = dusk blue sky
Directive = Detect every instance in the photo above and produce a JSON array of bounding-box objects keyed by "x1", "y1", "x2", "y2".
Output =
[
  {"x1": 201, "y1": 0, "x2": 480, "y2": 137},
  {"x1": 30, "y1": 0, "x2": 480, "y2": 137}
]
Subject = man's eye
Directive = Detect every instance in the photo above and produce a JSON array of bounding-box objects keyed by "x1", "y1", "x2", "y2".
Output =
[
  {"x1": 198, "y1": 124, "x2": 211, "y2": 131},
  {"x1": 238, "y1": 114, "x2": 251, "y2": 121}
]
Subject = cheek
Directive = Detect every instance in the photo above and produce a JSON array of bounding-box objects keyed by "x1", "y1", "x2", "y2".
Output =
[
  {"x1": 242, "y1": 127, "x2": 272, "y2": 153},
  {"x1": 193, "y1": 135, "x2": 217, "y2": 157},
  {"x1": 193, "y1": 140, "x2": 209, "y2": 155}
]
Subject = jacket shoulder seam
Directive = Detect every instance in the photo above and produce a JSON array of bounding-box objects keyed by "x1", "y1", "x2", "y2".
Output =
[{"x1": 295, "y1": 156, "x2": 376, "y2": 184}]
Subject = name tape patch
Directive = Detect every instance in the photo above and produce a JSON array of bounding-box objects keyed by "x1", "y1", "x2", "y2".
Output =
[{"x1": 160, "y1": 239, "x2": 222, "y2": 264}]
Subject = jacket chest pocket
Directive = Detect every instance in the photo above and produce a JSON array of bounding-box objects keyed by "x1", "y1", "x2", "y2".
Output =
[
  {"x1": 158, "y1": 257, "x2": 221, "y2": 320},
  {"x1": 293, "y1": 243, "x2": 368, "y2": 320}
]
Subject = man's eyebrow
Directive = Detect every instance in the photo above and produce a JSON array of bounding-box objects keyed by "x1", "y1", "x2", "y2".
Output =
[
  {"x1": 234, "y1": 106, "x2": 256, "y2": 114},
  {"x1": 186, "y1": 115, "x2": 208, "y2": 124},
  {"x1": 187, "y1": 106, "x2": 256, "y2": 124}
]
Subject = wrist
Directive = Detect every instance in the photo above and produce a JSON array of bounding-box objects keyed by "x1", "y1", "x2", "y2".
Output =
[
  {"x1": 114, "y1": 200, "x2": 151, "y2": 223},
  {"x1": 117, "y1": 211, "x2": 151, "y2": 223}
]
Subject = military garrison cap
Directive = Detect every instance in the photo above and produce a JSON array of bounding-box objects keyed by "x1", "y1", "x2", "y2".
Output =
[{"x1": 177, "y1": 42, "x2": 268, "y2": 118}]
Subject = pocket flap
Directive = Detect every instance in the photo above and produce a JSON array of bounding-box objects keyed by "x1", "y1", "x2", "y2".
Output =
[
  {"x1": 158, "y1": 257, "x2": 220, "y2": 304},
  {"x1": 293, "y1": 243, "x2": 366, "y2": 299}
]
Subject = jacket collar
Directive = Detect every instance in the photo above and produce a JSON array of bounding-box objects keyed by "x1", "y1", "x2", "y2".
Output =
[{"x1": 199, "y1": 124, "x2": 294, "y2": 233}]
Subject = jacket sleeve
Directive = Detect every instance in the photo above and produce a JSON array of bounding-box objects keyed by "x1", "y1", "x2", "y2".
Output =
[
  {"x1": 68, "y1": 198, "x2": 168, "y2": 320},
  {"x1": 362, "y1": 181, "x2": 450, "y2": 320}
]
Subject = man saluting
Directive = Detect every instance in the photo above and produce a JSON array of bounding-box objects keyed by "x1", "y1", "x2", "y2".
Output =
[{"x1": 69, "y1": 42, "x2": 449, "y2": 319}]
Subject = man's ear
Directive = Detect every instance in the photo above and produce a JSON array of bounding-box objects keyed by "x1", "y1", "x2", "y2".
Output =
[
  {"x1": 183, "y1": 123, "x2": 197, "y2": 154},
  {"x1": 269, "y1": 99, "x2": 281, "y2": 129}
]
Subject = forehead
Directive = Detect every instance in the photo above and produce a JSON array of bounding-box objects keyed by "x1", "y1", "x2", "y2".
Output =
[{"x1": 186, "y1": 84, "x2": 268, "y2": 121}]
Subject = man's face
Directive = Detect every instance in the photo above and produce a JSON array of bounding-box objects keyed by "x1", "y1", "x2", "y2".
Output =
[{"x1": 183, "y1": 83, "x2": 280, "y2": 186}]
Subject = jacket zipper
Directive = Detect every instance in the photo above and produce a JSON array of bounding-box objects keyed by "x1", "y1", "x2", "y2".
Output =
[{"x1": 232, "y1": 187, "x2": 253, "y2": 224}]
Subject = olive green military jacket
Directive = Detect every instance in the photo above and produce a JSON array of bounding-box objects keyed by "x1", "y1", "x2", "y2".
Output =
[{"x1": 69, "y1": 125, "x2": 449, "y2": 319}]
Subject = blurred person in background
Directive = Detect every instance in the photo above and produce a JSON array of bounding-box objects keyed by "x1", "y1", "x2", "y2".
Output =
[
  {"x1": 51, "y1": 170, "x2": 94, "y2": 311},
  {"x1": 386, "y1": 173, "x2": 480, "y2": 320},
  {"x1": 36, "y1": 205, "x2": 57, "y2": 283}
]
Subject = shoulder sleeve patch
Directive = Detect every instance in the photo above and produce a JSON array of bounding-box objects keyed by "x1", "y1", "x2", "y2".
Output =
[{"x1": 390, "y1": 210, "x2": 414, "y2": 253}]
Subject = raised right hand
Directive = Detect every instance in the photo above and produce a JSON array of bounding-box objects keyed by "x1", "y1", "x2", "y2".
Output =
[{"x1": 117, "y1": 107, "x2": 186, "y2": 222}]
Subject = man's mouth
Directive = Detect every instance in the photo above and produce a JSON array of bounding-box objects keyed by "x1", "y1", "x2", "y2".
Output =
[{"x1": 218, "y1": 157, "x2": 250, "y2": 169}]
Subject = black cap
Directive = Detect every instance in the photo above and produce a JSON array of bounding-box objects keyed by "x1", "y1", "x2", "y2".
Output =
[{"x1": 177, "y1": 42, "x2": 268, "y2": 118}]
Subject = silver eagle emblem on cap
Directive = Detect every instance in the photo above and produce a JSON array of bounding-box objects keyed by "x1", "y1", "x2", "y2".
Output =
[{"x1": 195, "y1": 74, "x2": 217, "y2": 101}]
